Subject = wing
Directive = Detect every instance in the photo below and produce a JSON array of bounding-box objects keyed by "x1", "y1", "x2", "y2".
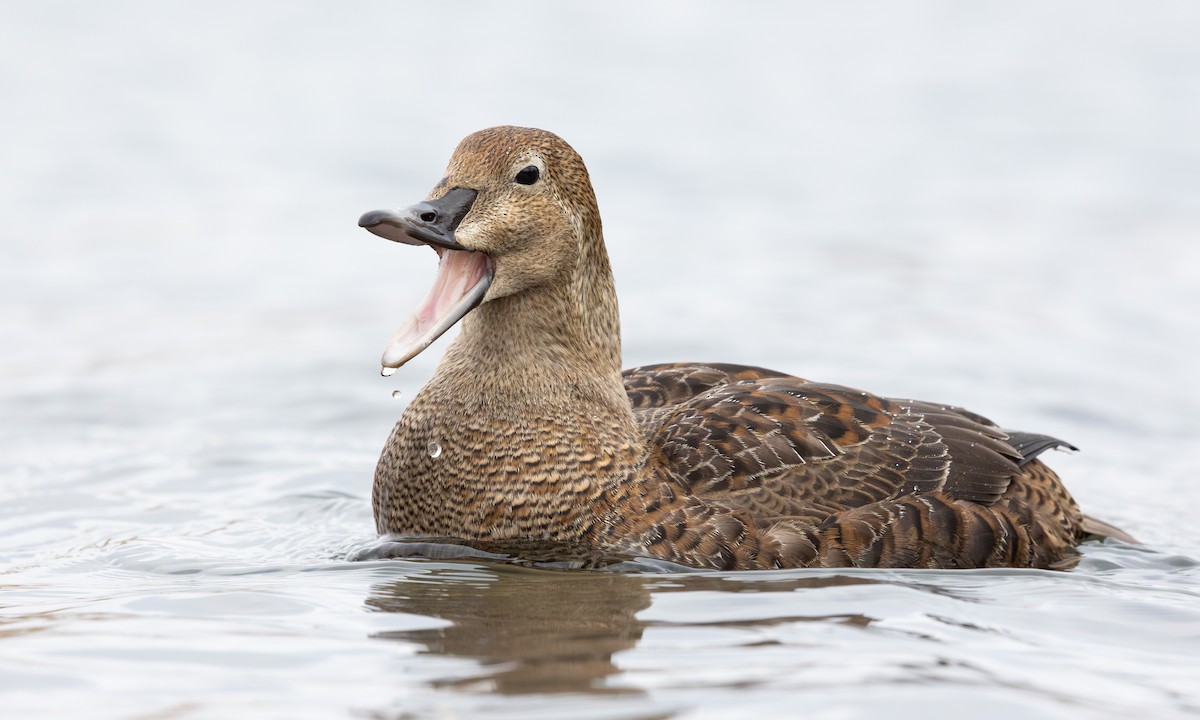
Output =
[
  {"x1": 617, "y1": 363, "x2": 1082, "y2": 569},
  {"x1": 624, "y1": 362, "x2": 795, "y2": 411},
  {"x1": 624, "y1": 362, "x2": 1031, "y2": 515}
]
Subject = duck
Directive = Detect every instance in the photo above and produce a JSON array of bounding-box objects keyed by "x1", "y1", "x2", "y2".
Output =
[{"x1": 357, "y1": 126, "x2": 1131, "y2": 571}]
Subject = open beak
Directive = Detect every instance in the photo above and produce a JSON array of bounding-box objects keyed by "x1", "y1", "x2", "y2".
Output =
[{"x1": 358, "y1": 188, "x2": 493, "y2": 372}]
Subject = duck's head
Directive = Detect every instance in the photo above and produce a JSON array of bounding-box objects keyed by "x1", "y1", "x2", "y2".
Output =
[{"x1": 359, "y1": 126, "x2": 601, "y2": 372}]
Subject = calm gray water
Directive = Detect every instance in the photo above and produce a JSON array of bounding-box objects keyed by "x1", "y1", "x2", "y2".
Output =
[{"x1": 3, "y1": 2, "x2": 1200, "y2": 718}]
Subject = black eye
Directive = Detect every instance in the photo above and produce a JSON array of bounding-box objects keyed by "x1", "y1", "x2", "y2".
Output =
[{"x1": 514, "y1": 165, "x2": 540, "y2": 185}]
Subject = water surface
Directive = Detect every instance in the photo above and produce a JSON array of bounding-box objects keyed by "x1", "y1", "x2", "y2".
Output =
[{"x1": 3, "y1": 2, "x2": 1199, "y2": 718}]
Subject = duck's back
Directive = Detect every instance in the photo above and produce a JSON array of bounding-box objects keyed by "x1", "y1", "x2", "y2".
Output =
[{"x1": 615, "y1": 362, "x2": 1085, "y2": 570}]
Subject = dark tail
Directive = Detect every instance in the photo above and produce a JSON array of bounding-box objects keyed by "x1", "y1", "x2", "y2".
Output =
[
  {"x1": 1002, "y1": 430, "x2": 1078, "y2": 467},
  {"x1": 1081, "y1": 515, "x2": 1139, "y2": 544}
]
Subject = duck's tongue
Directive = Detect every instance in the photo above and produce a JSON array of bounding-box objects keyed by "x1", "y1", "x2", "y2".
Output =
[{"x1": 382, "y1": 248, "x2": 492, "y2": 372}]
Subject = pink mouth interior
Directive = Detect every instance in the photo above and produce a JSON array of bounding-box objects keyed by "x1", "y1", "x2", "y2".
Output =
[{"x1": 382, "y1": 248, "x2": 492, "y2": 368}]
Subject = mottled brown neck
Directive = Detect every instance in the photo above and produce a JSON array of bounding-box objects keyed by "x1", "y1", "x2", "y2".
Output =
[{"x1": 434, "y1": 222, "x2": 628, "y2": 412}]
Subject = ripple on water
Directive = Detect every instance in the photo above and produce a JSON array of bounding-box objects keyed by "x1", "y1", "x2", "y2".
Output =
[{"x1": 333, "y1": 541, "x2": 1199, "y2": 719}]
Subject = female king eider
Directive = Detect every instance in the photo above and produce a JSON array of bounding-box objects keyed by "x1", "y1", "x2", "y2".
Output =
[{"x1": 358, "y1": 126, "x2": 1131, "y2": 570}]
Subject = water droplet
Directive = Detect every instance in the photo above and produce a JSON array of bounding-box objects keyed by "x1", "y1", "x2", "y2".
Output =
[
  {"x1": 391, "y1": 390, "x2": 403, "y2": 400},
  {"x1": 427, "y1": 441, "x2": 442, "y2": 459},
  {"x1": 380, "y1": 366, "x2": 396, "y2": 377}
]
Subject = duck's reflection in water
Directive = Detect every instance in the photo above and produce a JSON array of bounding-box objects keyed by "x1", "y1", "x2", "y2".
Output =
[
  {"x1": 365, "y1": 546, "x2": 893, "y2": 697},
  {"x1": 367, "y1": 562, "x2": 652, "y2": 695}
]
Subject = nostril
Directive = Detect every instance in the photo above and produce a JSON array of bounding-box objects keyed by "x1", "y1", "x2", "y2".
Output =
[{"x1": 419, "y1": 211, "x2": 437, "y2": 223}]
